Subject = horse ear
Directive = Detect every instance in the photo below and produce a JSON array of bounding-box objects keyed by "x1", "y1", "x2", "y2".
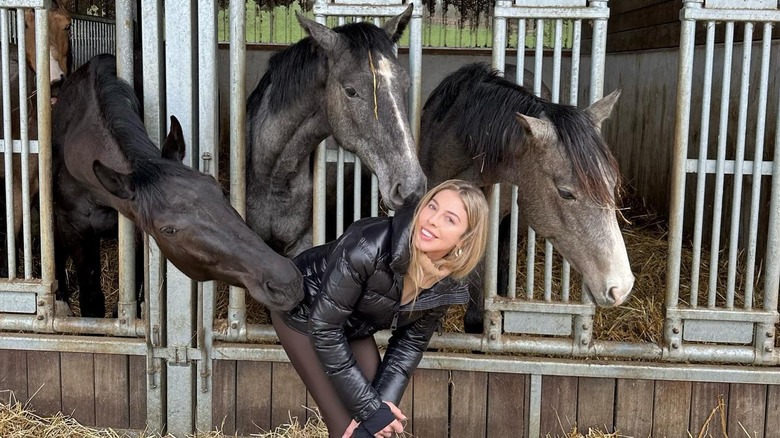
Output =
[
  {"x1": 93, "y1": 160, "x2": 135, "y2": 200},
  {"x1": 515, "y1": 112, "x2": 554, "y2": 141},
  {"x1": 585, "y1": 89, "x2": 621, "y2": 131},
  {"x1": 161, "y1": 115, "x2": 186, "y2": 162},
  {"x1": 296, "y1": 12, "x2": 342, "y2": 55},
  {"x1": 383, "y1": 4, "x2": 413, "y2": 43}
]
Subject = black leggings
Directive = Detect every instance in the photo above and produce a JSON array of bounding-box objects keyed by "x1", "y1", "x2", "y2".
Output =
[{"x1": 271, "y1": 312, "x2": 381, "y2": 438}]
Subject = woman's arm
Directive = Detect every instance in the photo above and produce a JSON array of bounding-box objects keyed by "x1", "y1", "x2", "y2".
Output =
[
  {"x1": 372, "y1": 306, "x2": 448, "y2": 404},
  {"x1": 307, "y1": 231, "x2": 384, "y2": 421}
]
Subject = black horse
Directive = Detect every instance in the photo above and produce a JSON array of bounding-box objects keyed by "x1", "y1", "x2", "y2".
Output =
[{"x1": 51, "y1": 54, "x2": 303, "y2": 317}]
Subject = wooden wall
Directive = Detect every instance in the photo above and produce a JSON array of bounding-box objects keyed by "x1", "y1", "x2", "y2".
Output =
[
  {"x1": 0, "y1": 350, "x2": 147, "y2": 430},
  {"x1": 608, "y1": 0, "x2": 683, "y2": 53}
]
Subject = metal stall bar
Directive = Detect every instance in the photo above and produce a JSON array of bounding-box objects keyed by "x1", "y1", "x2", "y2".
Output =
[
  {"x1": 487, "y1": 0, "x2": 608, "y2": 354},
  {"x1": 140, "y1": 0, "x2": 166, "y2": 432},
  {"x1": 16, "y1": 8, "x2": 31, "y2": 278},
  {"x1": 1, "y1": 7, "x2": 15, "y2": 279},
  {"x1": 666, "y1": 0, "x2": 780, "y2": 363},
  {"x1": 164, "y1": 0, "x2": 198, "y2": 433},
  {"x1": 227, "y1": 0, "x2": 249, "y2": 344},
  {"x1": 196, "y1": 0, "x2": 219, "y2": 431}
]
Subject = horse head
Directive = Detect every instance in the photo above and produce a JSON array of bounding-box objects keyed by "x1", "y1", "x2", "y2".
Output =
[
  {"x1": 511, "y1": 90, "x2": 634, "y2": 307},
  {"x1": 91, "y1": 116, "x2": 304, "y2": 312},
  {"x1": 296, "y1": 6, "x2": 426, "y2": 208},
  {"x1": 24, "y1": 0, "x2": 71, "y2": 85}
]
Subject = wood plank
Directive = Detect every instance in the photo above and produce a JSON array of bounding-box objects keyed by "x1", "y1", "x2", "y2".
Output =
[
  {"x1": 60, "y1": 352, "x2": 95, "y2": 426},
  {"x1": 0, "y1": 349, "x2": 28, "y2": 403},
  {"x1": 487, "y1": 373, "x2": 526, "y2": 438},
  {"x1": 652, "y1": 380, "x2": 692, "y2": 438},
  {"x1": 539, "y1": 375, "x2": 578, "y2": 436},
  {"x1": 766, "y1": 385, "x2": 780, "y2": 438},
  {"x1": 689, "y1": 381, "x2": 729, "y2": 438},
  {"x1": 611, "y1": 0, "x2": 670, "y2": 14},
  {"x1": 727, "y1": 383, "x2": 766, "y2": 438},
  {"x1": 607, "y1": 22, "x2": 681, "y2": 53},
  {"x1": 450, "y1": 371, "x2": 488, "y2": 438},
  {"x1": 236, "y1": 360, "x2": 272, "y2": 435},
  {"x1": 212, "y1": 360, "x2": 237, "y2": 435},
  {"x1": 128, "y1": 355, "x2": 147, "y2": 430},
  {"x1": 26, "y1": 351, "x2": 62, "y2": 416},
  {"x1": 398, "y1": 370, "x2": 414, "y2": 434},
  {"x1": 94, "y1": 354, "x2": 129, "y2": 429},
  {"x1": 577, "y1": 377, "x2": 615, "y2": 433},
  {"x1": 609, "y1": 1, "x2": 679, "y2": 34},
  {"x1": 270, "y1": 362, "x2": 307, "y2": 430},
  {"x1": 411, "y1": 369, "x2": 448, "y2": 438},
  {"x1": 614, "y1": 379, "x2": 654, "y2": 437}
]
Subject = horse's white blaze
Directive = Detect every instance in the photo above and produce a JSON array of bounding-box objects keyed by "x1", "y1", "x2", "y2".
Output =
[
  {"x1": 377, "y1": 56, "x2": 415, "y2": 163},
  {"x1": 604, "y1": 216, "x2": 634, "y2": 306},
  {"x1": 49, "y1": 51, "x2": 65, "y2": 83}
]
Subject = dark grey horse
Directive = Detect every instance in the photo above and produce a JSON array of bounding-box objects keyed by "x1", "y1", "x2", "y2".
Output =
[
  {"x1": 420, "y1": 62, "x2": 634, "y2": 333},
  {"x1": 52, "y1": 54, "x2": 303, "y2": 317},
  {"x1": 246, "y1": 6, "x2": 426, "y2": 257}
]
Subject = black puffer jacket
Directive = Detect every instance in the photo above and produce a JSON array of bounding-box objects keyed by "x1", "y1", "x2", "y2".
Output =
[{"x1": 280, "y1": 205, "x2": 469, "y2": 422}]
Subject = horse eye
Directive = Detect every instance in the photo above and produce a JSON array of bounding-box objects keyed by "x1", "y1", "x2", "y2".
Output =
[
  {"x1": 557, "y1": 188, "x2": 575, "y2": 200},
  {"x1": 161, "y1": 226, "x2": 178, "y2": 236},
  {"x1": 344, "y1": 87, "x2": 357, "y2": 98}
]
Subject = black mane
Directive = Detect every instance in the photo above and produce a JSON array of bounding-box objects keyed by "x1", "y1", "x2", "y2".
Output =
[
  {"x1": 248, "y1": 21, "x2": 397, "y2": 114},
  {"x1": 90, "y1": 54, "x2": 191, "y2": 223},
  {"x1": 425, "y1": 62, "x2": 620, "y2": 207}
]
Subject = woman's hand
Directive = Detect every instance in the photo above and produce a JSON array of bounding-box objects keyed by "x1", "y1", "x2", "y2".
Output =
[
  {"x1": 373, "y1": 401, "x2": 406, "y2": 437},
  {"x1": 346, "y1": 401, "x2": 407, "y2": 438},
  {"x1": 342, "y1": 419, "x2": 360, "y2": 438}
]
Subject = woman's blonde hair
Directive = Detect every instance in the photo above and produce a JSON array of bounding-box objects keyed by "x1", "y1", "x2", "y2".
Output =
[{"x1": 406, "y1": 179, "x2": 489, "y2": 293}]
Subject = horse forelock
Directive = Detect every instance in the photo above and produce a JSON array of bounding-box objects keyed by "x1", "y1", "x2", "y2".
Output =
[
  {"x1": 132, "y1": 160, "x2": 197, "y2": 229},
  {"x1": 544, "y1": 105, "x2": 621, "y2": 209},
  {"x1": 444, "y1": 64, "x2": 545, "y2": 176},
  {"x1": 255, "y1": 21, "x2": 396, "y2": 116},
  {"x1": 260, "y1": 39, "x2": 325, "y2": 114}
]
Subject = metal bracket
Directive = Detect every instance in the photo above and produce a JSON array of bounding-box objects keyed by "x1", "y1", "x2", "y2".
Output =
[{"x1": 167, "y1": 346, "x2": 201, "y2": 367}]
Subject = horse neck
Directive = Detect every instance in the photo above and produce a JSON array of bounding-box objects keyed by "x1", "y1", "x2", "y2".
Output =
[{"x1": 248, "y1": 85, "x2": 329, "y2": 184}]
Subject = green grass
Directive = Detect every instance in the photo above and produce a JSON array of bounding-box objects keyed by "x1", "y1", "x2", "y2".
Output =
[{"x1": 217, "y1": 1, "x2": 574, "y2": 49}]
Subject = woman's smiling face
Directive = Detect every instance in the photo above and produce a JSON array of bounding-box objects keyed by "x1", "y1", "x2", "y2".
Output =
[{"x1": 414, "y1": 189, "x2": 469, "y2": 261}]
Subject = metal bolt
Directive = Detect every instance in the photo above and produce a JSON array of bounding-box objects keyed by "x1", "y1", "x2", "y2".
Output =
[
  {"x1": 581, "y1": 338, "x2": 588, "y2": 345},
  {"x1": 119, "y1": 318, "x2": 127, "y2": 325},
  {"x1": 36, "y1": 314, "x2": 44, "y2": 320},
  {"x1": 582, "y1": 323, "x2": 590, "y2": 330},
  {"x1": 490, "y1": 319, "x2": 496, "y2": 326},
  {"x1": 489, "y1": 333, "x2": 496, "y2": 340},
  {"x1": 766, "y1": 346, "x2": 773, "y2": 353},
  {"x1": 671, "y1": 342, "x2": 679, "y2": 349},
  {"x1": 767, "y1": 331, "x2": 774, "y2": 338},
  {"x1": 231, "y1": 322, "x2": 238, "y2": 329},
  {"x1": 672, "y1": 327, "x2": 680, "y2": 334},
  {"x1": 38, "y1": 300, "x2": 45, "y2": 306}
]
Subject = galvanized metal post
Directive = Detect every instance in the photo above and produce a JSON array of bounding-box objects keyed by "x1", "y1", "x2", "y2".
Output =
[
  {"x1": 196, "y1": 0, "x2": 219, "y2": 430},
  {"x1": 164, "y1": 0, "x2": 198, "y2": 433},
  {"x1": 140, "y1": 0, "x2": 166, "y2": 432},
  {"x1": 116, "y1": 0, "x2": 137, "y2": 329},
  {"x1": 227, "y1": 0, "x2": 248, "y2": 343},
  {"x1": 665, "y1": 0, "x2": 701, "y2": 359}
]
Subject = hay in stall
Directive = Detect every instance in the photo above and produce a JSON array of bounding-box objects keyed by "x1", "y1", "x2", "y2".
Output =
[{"x1": 0, "y1": 394, "x2": 646, "y2": 438}]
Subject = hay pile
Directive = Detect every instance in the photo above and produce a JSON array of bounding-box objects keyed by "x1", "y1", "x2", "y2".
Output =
[{"x1": 0, "y1": 397, "x2": 626, "y2": 438}]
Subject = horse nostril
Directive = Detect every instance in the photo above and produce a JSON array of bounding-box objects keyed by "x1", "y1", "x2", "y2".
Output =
[
  {"x1": 607, "y1": 286, "x2": 628, "y2": 306},
  {"x1": 391, "y1": 182, "x2": 404, "y2": 202}
]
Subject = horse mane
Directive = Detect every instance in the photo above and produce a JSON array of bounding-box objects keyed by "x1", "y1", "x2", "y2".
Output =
[
  {"x1": 428, "y1": 62, "x2": 620, "y2": 208},
  {"x1": 90, "y1": 54, "x2": 191, "y2": 224},
  {"x1": 249, "y1": 21, "x2": 397, "y2": 114}
]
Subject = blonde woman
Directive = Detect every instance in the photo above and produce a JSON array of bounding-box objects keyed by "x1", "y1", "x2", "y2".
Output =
[{"x1": 267, "y1": 180, "x2": 489, "y2": 438}]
